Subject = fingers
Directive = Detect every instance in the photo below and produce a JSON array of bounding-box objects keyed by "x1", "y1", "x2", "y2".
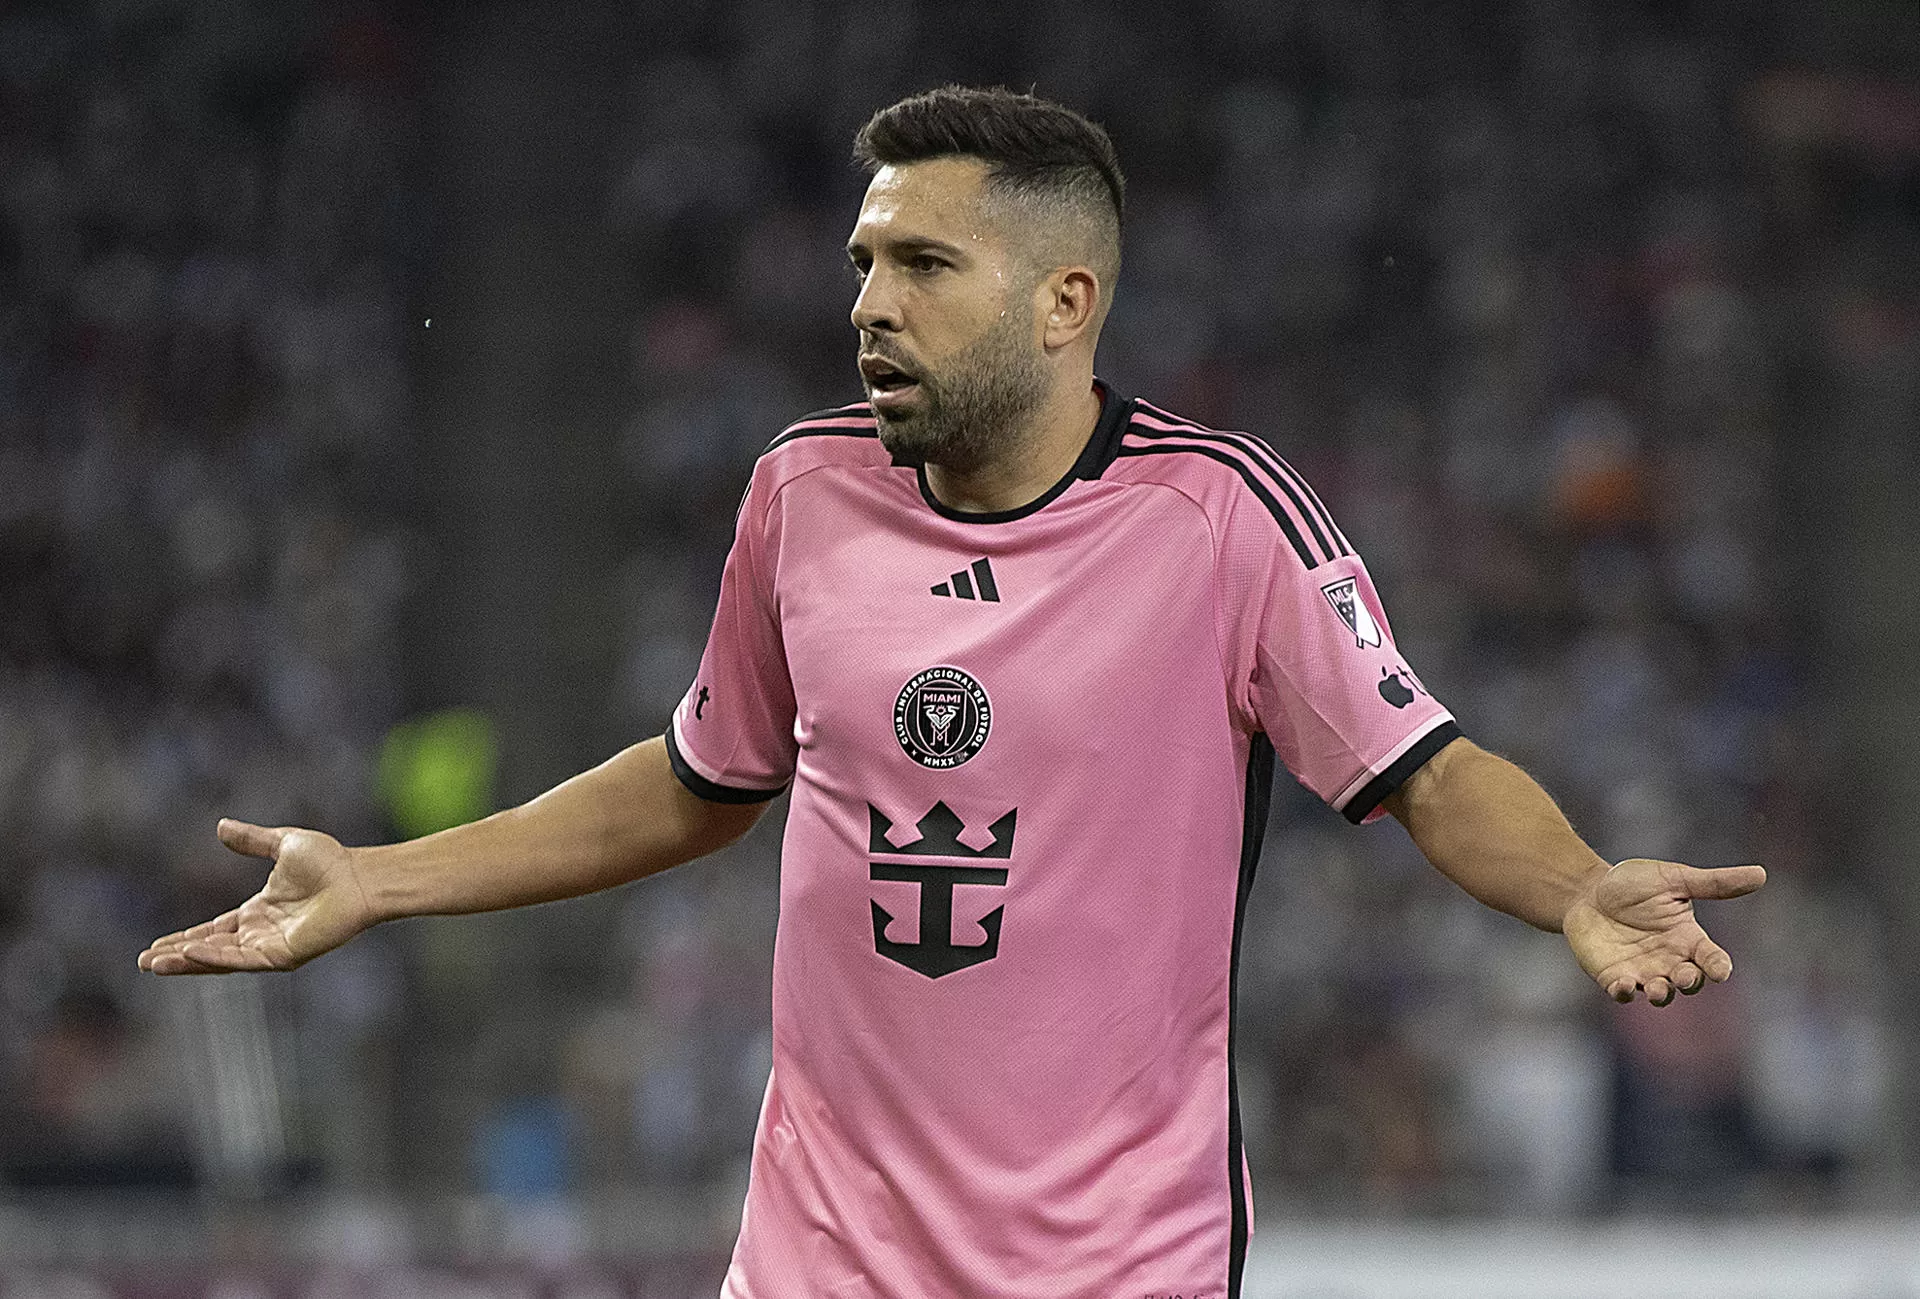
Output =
[
  {"x1": 178, "y1": 909, "x2": 243, "y2": 942},
  {"x1": 1676, "y1": 863, "x2": 1767, "y2": 900},
  {"x1": 137, "y1": 910, "x2": 242, "y2": 970},
  {"x1": 217, "y1": 818, "x2": 289, "y2": 861},
  {"x1": 136, "y1": 819, "x2": 298, "y2": 976},
  {"x1": 181, "y1": 938, "x2": 282, "y2": 971},
  {"x1": 1607, "y1": 974, "x2": 1682, "y2": 1006},
  {"x1": 1602, "y1": 956, "x2": 1719, "y2": 1006},
  {"x1": 139, "y1": 934, "x2": 283, "y2": 975},
  {"x1": 140, "y1": 949, "x2": 238, "y2": 976}
]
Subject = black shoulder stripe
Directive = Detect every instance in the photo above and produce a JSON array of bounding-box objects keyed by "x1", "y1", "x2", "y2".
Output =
[
  {"x1": 1274, "y1": 458, "x2": 1351, "y2": 556},
  {"x1": 1249, "y1": 442, "x2": 1348, "y2": 558},
  {"x1": 1134, "y1": 403, "x2": 1352, "y2": 560},
  {"x1": 1277, "y1": 460, "x2": 1350, "y2": 557},
  {"x1": 1116, "y1": 443, "x2": 1320, "y2": 569},
  {"x1": 1128, "y1": 420, "x2": 1345, "y2": 564},
  {"x1": 762, "y1": 403, "x2": 880, "y2": 455}
]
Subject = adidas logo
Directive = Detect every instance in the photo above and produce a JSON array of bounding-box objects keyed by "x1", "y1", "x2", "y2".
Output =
[{"x1": 931, "y1": 558, "x2": 1000, "y2": 602}]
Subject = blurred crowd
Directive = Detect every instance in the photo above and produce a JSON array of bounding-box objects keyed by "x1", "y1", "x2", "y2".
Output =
[
  {"x1": 1, "y1": 0, "x2": 1914, "y2": 1263},
  {"x1": 0, "y1": 1, "x2": 419, "y2": 1196}
]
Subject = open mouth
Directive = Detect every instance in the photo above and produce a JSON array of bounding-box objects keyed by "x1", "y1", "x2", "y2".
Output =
[{"x1": 860, "y1": 354, "x2": 921, "y2": 396}]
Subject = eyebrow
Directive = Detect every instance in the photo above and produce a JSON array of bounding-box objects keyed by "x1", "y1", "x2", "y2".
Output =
[{"x1": 845, "y1": 235, "x2": 967, "y2": 261}]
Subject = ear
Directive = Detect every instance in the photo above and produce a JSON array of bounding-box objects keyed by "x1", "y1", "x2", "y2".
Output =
[{"x1": 1038, "y1": 266, "x2": 1101, "y2": 351}]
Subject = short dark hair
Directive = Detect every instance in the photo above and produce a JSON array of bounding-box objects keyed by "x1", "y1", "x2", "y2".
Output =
[{"x1": 854, "y1": 86, "x2": 1125, "y2": 278}]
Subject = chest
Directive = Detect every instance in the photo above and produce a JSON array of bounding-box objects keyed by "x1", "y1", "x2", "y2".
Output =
[{"x1": 768, "y1": 476, "x2": 1225, "y2": 770}]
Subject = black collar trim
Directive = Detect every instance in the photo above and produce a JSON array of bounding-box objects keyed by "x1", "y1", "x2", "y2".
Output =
[{"x1": 912, "y1": 379, "x2": 1134, "y2": 524}]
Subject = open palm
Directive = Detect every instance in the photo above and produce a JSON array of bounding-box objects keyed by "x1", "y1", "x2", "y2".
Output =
[
  {"x1": 137, "y1": 820, "x2": 377, "y2": 975},
  {"x1": 1562, "y1": 857, "x2": 1766, "y2": 1006}
]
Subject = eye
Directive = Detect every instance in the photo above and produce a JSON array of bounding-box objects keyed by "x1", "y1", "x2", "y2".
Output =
[{"x1": 909, "y1": 253, "x2": 947, "y2": 274}]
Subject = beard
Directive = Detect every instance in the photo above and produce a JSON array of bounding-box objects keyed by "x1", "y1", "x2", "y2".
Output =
[{"x1": 865, "y1": 307, "x2": 1049, "y2": 474}]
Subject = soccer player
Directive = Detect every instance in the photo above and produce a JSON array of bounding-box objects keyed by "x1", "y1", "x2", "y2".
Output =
[{"x1": 139, "y1": 87, "x2": 1766, "y2": 1298}]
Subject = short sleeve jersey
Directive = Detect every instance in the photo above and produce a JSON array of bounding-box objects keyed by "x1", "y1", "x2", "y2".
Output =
[{"x1": 669, "y1": 385, "x2": 1459, "y2": 1299}]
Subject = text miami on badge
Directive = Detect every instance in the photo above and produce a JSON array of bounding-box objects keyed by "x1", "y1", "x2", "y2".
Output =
[{"x1": 894, "y1": 665, "x2": 991, "y2": 769}]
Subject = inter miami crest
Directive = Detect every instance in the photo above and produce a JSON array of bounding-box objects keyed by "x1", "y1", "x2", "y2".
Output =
[
  {"x1": 1320, "y1": 577, "x2": 1383, "y2": 649},
  {"x1": 869, "y1": 801, "x2": 1016, "y2": 978},
  {"x1": 894, "y1": 665, "x2": 991, "y2": 769}
]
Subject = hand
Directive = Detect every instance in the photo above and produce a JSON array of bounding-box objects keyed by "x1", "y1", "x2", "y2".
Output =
[
  {"x1": 1562, "y1": 858, "x2": 1766, "y2": 1006},
  {"x1": 137, "y1": 820, "x2": 379, "y2": 974}
]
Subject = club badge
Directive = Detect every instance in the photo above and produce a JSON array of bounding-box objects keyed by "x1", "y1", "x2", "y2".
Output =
[{"x1": 894, "y1": 666, "x2": 991, "y2": 769}]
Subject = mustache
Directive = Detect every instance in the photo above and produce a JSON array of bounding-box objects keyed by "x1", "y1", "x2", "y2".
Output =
[{"x1": 857, "y1": 342, "x2": 925, "y2": 378}]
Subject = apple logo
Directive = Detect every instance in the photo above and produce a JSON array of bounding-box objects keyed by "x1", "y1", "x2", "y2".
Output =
[{"x1": 1378, "y1": 668, "x2": 1415, "y2": 708}]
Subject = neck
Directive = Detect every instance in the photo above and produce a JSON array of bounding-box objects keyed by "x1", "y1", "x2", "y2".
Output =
[{"x1": 923, "y1": 375, "x2": 1102, "y2": 514}]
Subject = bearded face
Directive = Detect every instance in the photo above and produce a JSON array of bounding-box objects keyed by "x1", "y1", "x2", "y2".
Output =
[
  {"x1": 846, "y1": 159, "x2": 1067, "y2": 475},
  {"x1": 860, "y1": 294, "x2": 1049, "y2": 473}
]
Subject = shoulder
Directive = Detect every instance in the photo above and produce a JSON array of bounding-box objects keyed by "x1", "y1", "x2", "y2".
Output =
[
  {"x1": 733, "y1": 400, "x2": 895, "y2": 516},
  {"x1": 755, "y1": 401, "x2": 889, "y2": 475},
  {"x1": 1110, "y1": 397, "x2": 1353, "y2": 572}
]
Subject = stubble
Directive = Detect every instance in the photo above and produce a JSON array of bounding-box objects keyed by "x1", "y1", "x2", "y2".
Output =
[{"x1": 868, "y1": 305, "x2": 1049, "y2": 474}]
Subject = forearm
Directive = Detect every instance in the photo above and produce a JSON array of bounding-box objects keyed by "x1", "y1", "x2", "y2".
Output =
[
  {"x1": 355, "y1": 735, "x2": 764, "y2": 920},
  {"x1": 1383, "y1": 738, "x2": 1608, "y2": 932}
]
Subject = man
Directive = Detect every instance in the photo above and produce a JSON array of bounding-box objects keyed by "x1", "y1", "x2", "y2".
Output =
[{"x1": 140, "y1": 87, "x2": 1765, "y2": 1297}]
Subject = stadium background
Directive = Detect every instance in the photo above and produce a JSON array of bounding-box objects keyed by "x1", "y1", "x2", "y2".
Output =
[{"x1": 2, "y1": 0, "x2": 1917, "y2": 1293}]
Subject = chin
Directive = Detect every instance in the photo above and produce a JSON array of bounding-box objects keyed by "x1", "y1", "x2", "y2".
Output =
[{"x1": 874, "y1": 419, "x2": 925, "y2": 462}]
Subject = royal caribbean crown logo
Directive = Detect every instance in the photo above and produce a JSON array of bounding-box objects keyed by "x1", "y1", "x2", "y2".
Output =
[
  {"x1": 869, "y1": 800, "x2": 1016, "y2": 978},
  {"x1": 894, "y1": 665, "x2": 991, "y2": 769}
]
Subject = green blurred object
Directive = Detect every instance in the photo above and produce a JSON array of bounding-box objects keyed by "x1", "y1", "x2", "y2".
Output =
[{"x1": 379, "y1": 707, "x2": 498, "y2": 839}]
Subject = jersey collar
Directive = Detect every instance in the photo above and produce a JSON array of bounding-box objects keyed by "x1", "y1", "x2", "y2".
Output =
[{"x1": 910, "y1": 378, "x2": 1135, "y2": 524}]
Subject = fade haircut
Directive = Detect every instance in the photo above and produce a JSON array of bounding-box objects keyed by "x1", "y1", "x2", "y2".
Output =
[{"x1": 854, "y1": 86, "x2": 1125, "y2": 292}]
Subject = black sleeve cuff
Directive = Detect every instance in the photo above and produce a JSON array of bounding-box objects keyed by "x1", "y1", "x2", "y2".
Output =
[
  {"x1": 665, "y1": 727, "x2": 788, "y2": 804},
  {"x1": 1340, "y1": 721, "x2": 1464, "y2": 825}
]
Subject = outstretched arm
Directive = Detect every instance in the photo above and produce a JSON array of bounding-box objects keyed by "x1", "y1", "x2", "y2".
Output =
[
  {"x1": 1382, "y1": 737, "x2": 1765, "y2": 1006},
  {"x1": 137, "y1": 735, "x2": 767, "y2": 975}
]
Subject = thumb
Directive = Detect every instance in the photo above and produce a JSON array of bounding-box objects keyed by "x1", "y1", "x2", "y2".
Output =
[
  {"x1": 216, "y1": 818, "x2": 290, "y2": 862},
  {"x1": 1677, "y1": 862, "x2": 1767, "y2": 901}
]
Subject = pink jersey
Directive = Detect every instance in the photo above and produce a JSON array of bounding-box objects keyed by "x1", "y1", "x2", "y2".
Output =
[{"x1": 669, "y1": 384, "x2": 1458, "y2": 1298}]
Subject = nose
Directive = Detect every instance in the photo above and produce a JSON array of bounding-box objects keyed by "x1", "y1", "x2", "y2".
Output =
[{"x1": 850, "y1": 265, "x2": 901, "y2": 335}]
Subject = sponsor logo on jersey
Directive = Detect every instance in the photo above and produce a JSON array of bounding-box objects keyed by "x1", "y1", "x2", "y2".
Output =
[
  {"x1": 894, "y1": 665, "x2": 991, "y2": 768},
  {"x1": 868, "y1": 800, "x2": 1015, "y2": 977},
  {"x1": 1378, "y1": 664, "x2": 1427, "y2": 708},
  {"x1": 930, "y1": 556, "x2": 1001, "y2": 601},
  {"x1": 1321, "y1": 576, "x2": 1382, "y2": 649}
]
